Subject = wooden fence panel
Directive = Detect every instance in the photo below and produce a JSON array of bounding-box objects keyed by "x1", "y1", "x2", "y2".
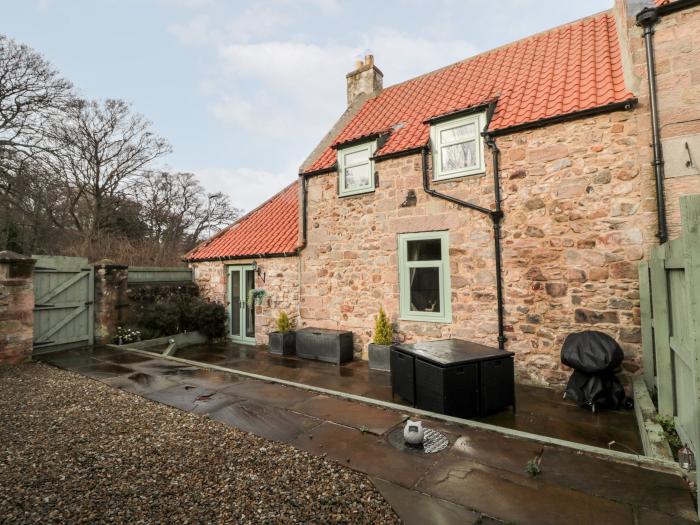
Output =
[
  {"x1": 128, "y1": 266, "x2": 192, "y2": 284},
  {"x1": 640, "y1": 194, "x2": 700, "y2": 473},
  {"x1": 638, "y1": 261, "x2": 655, "y2": 393},
  {"x1": 649, "y1": 243, "x2": 674, "y2": 416}
]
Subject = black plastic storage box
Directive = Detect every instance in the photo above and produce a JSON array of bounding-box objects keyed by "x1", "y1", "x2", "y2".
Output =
[
  {"x1": 390, "y1": 347, "x2": 415, "y2": 404},
  {"x1": 296, "y1": 327, "x2": 354, "y2": 364},
  {"x1": 415, "y1": 359, "x2": 480, "y2": 418},
  {"x1": 391, "y1": 339, "x2": 515, "y2": 417}
]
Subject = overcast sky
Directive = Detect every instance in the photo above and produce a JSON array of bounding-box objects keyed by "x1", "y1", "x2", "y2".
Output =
[{"x1": 5, "y1": 0, "x2": 612, "y2": 212}]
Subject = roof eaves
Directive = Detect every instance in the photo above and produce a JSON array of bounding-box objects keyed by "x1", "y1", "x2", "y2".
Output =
[
  {"x1": 183, "y1": 180, "x2": 298, "y2": 261},
  {"x1": 185, "y1": 250, "x2": 300, "y2": 263},
  {"x1": 489, "y1": 97, "x2": 638, "y2": 137}
]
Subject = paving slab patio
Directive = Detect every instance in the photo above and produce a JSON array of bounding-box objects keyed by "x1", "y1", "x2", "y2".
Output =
[
  {"x1": 170, "y1": 342, "x2": 643, "y2": 453},
  {"x1": 35, "y1": 346, "x2": 699, "y2": 525}
]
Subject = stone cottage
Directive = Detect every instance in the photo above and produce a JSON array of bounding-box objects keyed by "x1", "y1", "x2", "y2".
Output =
[{"x1": 186, "y1": 0, "x2": 700, "y2": 386}]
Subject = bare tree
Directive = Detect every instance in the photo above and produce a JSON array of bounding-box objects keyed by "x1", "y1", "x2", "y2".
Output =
[
  {"x1": 138, "y1": 171, "x2": 239, "y2": 251},
  {"x1": 43, "y1": 98, "x2": 171, "y2": 239},
  {"x1": 0, "y1": 34, "x2": 72, "y2": 157}
]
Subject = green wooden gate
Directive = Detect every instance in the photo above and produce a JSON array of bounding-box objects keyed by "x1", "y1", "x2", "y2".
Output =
[
  {"x1": 33, "y1": 255, "x2": 94, "y2": 354},
  {"x1": 639, "y1": 194, "x2": 700, "y2": 484}
]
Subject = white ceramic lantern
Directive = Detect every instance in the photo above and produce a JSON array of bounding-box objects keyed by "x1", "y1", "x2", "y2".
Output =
[{"x1": 403, "y1": 420, "x2": 424, "y2": 446}]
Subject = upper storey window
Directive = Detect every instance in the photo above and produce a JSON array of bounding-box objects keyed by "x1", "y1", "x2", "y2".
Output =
[
  {"x1": 430, "y1": 112, "x2": 485, "y2": 180},
  {"x1": 337, "y1": 140, "x2": 376, "y2": 197}
]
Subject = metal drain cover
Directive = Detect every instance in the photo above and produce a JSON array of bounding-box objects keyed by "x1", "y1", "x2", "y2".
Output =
[{"x1": 387, "y1": 426, "x2": 450, "y2": 454}]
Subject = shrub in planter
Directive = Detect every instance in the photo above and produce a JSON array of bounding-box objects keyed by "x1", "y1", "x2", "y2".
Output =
[
  {"x1": 195, "y1": 301, "x2": 227, "y2": 340},
  {"x1": 268, "y1": 310, "x2": 295, "y2": 356},
  {"x1": 368, "y1": 307, "x2": 393, "y2": 371},
  {"x1": 140, "y1": 303, "x2": 180, "y2": 338}
]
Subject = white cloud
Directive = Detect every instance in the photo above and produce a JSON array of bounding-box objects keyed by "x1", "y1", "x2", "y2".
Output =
[
  {"x1": 169, "y1": 15, "x2": 222, "y2": 46},
  {"x1": 169, "y1": 2, "x2": 480, "y2": 210},
  {"x1": 196, "y1": 166, "x2": 297, "y2": 212},
  {"x1": 159, "y1": 0, "x2": 213, "y2": 8}
]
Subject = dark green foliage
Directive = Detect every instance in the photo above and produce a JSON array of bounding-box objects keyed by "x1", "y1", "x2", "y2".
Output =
[
  {"x1": 655, "y1": 415, "x2": 682, "y2": 458},
  {"x1": 195, "y1": 301, "x2": 227, "y2": 340},
  {"x1": 140, "y1": 303, "x2": 180, "y2": 337},
  {"x1": 177, "y1": 297, "x2": 201, "y2": 333}
]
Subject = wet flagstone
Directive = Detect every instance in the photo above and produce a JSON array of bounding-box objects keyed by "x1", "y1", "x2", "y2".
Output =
[
  {"x1": 103, "y1": 371, "x2": 182, "y2": 395},
  {"x1": 222, "y1": 380, "x2": 319, "y2": 409},
  {"x1": 293, "y1": 422, "x2": 439, "y2": 487},
  {"x1": 417, "y1": 457, "x2": 636, "y2": 525},
  {"x1": 208, "y1": 401, "x2": 321, "y2": 442},
  {"x1": 292, "y1": 395, "x2": 407, "y2": 435},
  {"x1": 371, "y1": 477, "x2": 482, "y2": 525},
  {"x1": 95, "y1": 351, "x2": 154, "y2": 365},
  {"x1": 74, "y1": 362, "x2": 134, "y2": 379},
  {"x1": 539, "y1": 446, "x2": 697, "y2": 521},
  {"x1": 144, "y1": 384, "x2": 241, "y2": 415}
]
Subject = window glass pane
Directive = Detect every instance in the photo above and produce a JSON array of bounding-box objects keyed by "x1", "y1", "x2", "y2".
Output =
[
  {"x1": 245, "y1": 269, "x2": 255, "y2": 338},
  {"x1": 344, "y1": 149, "x2": 369, "y2": 166},
  {"x1": 409, "y1": 267, "x2": 441, "y2": 313},
  {"x1": 230, "y1": 270, "x2": 240, "y2": 336},
  {"x1": 407, "y1": 239, "x2": 442, "y2": 261},
  {"x1": 440, "y1": 123, "x2": 475, "y2": 144},
  {"x1": 441, "y1": 140, "x2": 476, "y2": 172},
  {"x1": 345, "y1": 163, "x2": 371, "y2": 189}
]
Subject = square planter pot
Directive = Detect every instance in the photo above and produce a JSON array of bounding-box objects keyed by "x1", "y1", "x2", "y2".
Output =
[
  {"x1": 268, "y1": 331, "x2": 296, "y2": 356},
  {"x1": 368, "y1": 343, "x2": 391, "y2": 371}
]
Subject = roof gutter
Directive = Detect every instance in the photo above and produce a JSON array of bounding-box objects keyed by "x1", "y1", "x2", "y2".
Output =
[
  {"x1": 656, "y1": 0, "x2": 700, "y2": 16},
  {"x1": 488, "y1": 99, "x2": 637, "y2": 137},
  {"x1": 637, "y1": 7, "x2": 669, "y2": 244}
]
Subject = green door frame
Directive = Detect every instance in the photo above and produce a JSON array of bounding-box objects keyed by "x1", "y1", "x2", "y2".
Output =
[{"x1": 227, "y1": 265, "x2": 257, "y2": 344}]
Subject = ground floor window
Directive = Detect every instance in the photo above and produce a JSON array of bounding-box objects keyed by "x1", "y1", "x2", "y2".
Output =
[{"x1": 398, "y1": 231, "x2": 451, "y2": 323}]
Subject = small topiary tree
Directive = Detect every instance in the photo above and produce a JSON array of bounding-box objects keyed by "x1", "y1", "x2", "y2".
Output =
[
  {"x1": 373, "y1": 307, "x2": 393, "y2": 346},
  {"x1": 276, "y1": 310, "x2": 293, "y2": 333}
]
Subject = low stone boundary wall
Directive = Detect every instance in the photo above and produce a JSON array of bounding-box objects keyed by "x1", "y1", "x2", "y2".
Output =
[{"x1": 0, "y1": 252, "x2": 36, "y2": 364}]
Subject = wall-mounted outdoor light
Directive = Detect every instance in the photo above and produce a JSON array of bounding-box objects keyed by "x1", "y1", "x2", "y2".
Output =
[{"x1": 252, "y1": 261, "x2": 266, "y2": 283}]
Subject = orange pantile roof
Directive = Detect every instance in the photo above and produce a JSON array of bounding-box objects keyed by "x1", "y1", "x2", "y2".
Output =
[
  {"x1": 185, "y1": 181, "x2": 300, "y2": 261},
  {"x1": 303, "y1": 11, "x2": 635, "y2": 174}
]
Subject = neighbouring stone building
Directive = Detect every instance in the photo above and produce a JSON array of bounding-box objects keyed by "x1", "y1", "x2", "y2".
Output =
[{"x1": 186, "y1": 0, "x2": 700, "y2": 387}]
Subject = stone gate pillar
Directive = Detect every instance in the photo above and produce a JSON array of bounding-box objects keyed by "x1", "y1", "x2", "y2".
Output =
[
  {"x1": 93, "y1": 261, "x2": 128, "y2": 345},
  {"x1": 0, "y1": 251, "x2": 36, "y2": 364}
]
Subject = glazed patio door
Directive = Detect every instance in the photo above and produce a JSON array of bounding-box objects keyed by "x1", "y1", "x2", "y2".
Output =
[{"x1": 228, "y1": 265, "x2": 256, "y2": 344}]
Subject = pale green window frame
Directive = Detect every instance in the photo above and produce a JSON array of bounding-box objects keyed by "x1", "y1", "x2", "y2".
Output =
[
  {"x1": 398, "y1": 230, "x2": 452, "y2": 323},
  {"x1": 430, "y1": 112, "x2": 486, "y2": 180},
  {"x1": 337, "y1": 140, "x2": 376, "y2": 197}
]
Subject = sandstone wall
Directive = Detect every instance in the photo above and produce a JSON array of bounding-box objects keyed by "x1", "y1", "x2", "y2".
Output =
[
  {"x1": 628, "y1": 3, "x2": 700, "y2": 239},
  {"x1": 0, "y1": 252, "x2": 35, "y2": 364},
  {"x1": 301, "y1": 110, "x2": 653, "y2": 385},
  {"x1": 191, "y1": 257, "x2": 300, "y2": 344}
]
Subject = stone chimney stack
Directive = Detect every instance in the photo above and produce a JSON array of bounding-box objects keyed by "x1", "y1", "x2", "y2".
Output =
[{"x1": 346, "y1": 54, "x2": 383, "y2": 106}]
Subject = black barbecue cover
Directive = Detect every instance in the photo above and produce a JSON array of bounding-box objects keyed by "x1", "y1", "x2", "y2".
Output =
[
  {"x1": 561, "y1": 331, "x2": 626, "y2": 409},
  {"x1": 561, "y1": 330, "x2": 624, "y2": 374}
]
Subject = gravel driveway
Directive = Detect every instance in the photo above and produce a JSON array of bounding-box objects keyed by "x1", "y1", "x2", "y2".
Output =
[{"x1": 0, "y1": 362, "x2": 400, "y2": 524}]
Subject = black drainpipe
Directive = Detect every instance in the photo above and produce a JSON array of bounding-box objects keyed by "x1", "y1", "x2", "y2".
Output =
[
  {"x1": 298, "y1": 175, "x2": 308, "y2": 252},
  {"x1": 637, "y1": 7, "x2": 669, "y2": 244},
  {"x1": 420, "y1": 144, "x2": 507, "y2": 350}
]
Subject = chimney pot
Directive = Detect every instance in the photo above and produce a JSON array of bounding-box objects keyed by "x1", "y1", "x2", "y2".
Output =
[{"x1": 346, "y1": 55, "x2": 383, "y2": 106}]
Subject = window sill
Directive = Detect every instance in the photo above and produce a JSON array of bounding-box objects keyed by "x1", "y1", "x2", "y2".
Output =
[
  {"x1": 432, "y1": 170, "x2": 486, "y2": 183},
  {"x1": 399, "y1": 314, "x2": 452, "y2": 324},
  {"x1": 338, "y1": 188, "x2": 375, "y2": 198}
]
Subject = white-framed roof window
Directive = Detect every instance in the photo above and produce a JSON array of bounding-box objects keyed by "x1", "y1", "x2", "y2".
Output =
[
  {"x1": 337, "y1": 140, "x2": 376, "y2": 197},
  {"x1": 430, "y1": 112, "x2": 486, "y2": 180}
]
